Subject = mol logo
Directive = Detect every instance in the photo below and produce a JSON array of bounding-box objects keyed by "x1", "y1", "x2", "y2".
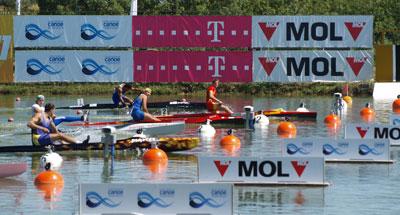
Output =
[
  {"x1": 258, "y1": 22, "x2": 279, "y2": 41},
  {"x1": 345, "y1": 22, "x2": 366, "y2": 41},
  {"x1": 286, "y1": 22, "x2": 343, "y2": 41},
  {"x1": 287, "y1": 57, "x2": 344, "y2": 77},
  {"x1": 346, "y1": 57, "x2": 368, "y2": 76},
  {"x1": 259, "y1": 57, "x2": 279, "y2": 76},
  {"x1": 374, "y1": 127, "x2": 400, "y2": 140},
  {"x1": 356, "y1": 126, "x2": 369, "y2": 138},
  {"x1": 0, "y1": 35, "x2": 11, "y2": 61},
  {"x1": 214, "y1": 160, "x2": 231, "y2": 176},
  {"x1": 208, "y1": 56, "x2": 225, "y2": 78},
  {"x1": 238, "y1": 160, "x2": 308, "y2": 178},
  {"x1": 207, "y1": 21, "x2": 224, "y2": 42}
]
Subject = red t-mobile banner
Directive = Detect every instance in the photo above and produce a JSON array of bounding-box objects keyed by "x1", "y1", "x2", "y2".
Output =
[
  {"x1": 132, "y1": 16, "x2": 251, "y2": 48},
  {"x1": 134, "y1": 51, "x2": 252, "y2": 82}
]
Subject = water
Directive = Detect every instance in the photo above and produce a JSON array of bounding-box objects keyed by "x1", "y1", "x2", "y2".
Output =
[{"x1": 0, "y1": 94, "x2": 400, "y2": 214}]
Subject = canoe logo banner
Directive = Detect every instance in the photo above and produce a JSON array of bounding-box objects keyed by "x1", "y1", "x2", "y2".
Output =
[
  {"x1": 137, "y1": 191, "x2": 173, "y2": 208},
  {"x1": 189, "y1": 191, "x2": 226, "y2": 208},
  {"x1": 322, "y1": 142, "x2": 349, "y2": 155},
  {"x1": 81, "y1": 57, "x2": 119, "y2": 75},
  {"x1": 286, "y1": 142, "x2": 312, "y2": 155},
  {"x1": 26, "y1": 57, "x2": 64, "y2": 75},
  {"x1": 358, "y1": 143, "x2": 384, "y2": 156},
  {"x1": 25, "y1": 22, "x2": 63, "y2": 40},
  {"x1": 81, "y1": 21, "x2": 118, "y2": 40},
  {"x1": 86, "y1": 191, "x2": 121, "y2": 208}
]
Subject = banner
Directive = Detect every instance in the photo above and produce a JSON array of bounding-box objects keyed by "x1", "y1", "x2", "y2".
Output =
[
  {"x1": 345, "y1": 123, "x2": 400, "y2": 145},
  {"x1": 0, "y1": 16, "x2": 13, "y2": 83},
  {"x1": 134, "y1": 51, "x2": 252, "y2": 82},
  {"x1": 132, "y1": 16, "x2": 251, "y2": 48},
  {"x1": 252, "y1": 16, "x2": 373, "y2": 48},
  {"x1": 253, "y1": 50, "x2": 373, "y2": 82},
  {"x1": 15, "y1": 50, "x2": 133, "y2": 82},
  {"x1": 390, "y1": 114, "x2": 400, "y2": 125},
  {"x1": 80, "y1": 183, "x2": 232, "y2": 215},
  {"x1": 282, "y1": 138, "x2": 391, "y2": 162},
  {"x1": 198, "y1": 156, "x2": 326, "y2": 185},
  {"x1": 14, "y1": 16, "x2": 132, "y2": 47}
]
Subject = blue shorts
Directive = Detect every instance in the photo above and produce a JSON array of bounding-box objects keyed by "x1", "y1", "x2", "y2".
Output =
[
  {"x1": 112, "y1": 95, "x2": 121, "y2": 105},
  {"x1": 38, "y1": 133, "x2": 53, "y2": 146},
  {"x1": 131, "y1": 109, "x2": 144, "y2": 121}
]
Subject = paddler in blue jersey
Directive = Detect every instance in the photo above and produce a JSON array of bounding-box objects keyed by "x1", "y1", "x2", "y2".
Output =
[
  {"x1": 28, "y1": 103, "x2": 90, "y2": 146},
  {"x1": 112, "y1": 83, "x2": 141, "y2": 107},
  {"x1": 131, "y1": 88, "x2": 161, "y2": 122}
]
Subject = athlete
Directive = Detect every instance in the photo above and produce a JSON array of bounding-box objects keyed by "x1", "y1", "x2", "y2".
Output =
[
  {"x1": 32, "y1": 95, "x2": 88, "y2": 126},
  {"x1": 130, "y1": 88, "x2": 161, "y2": 122},
  {"x1": 28, "y1": 103, "x2": 90, "y2": 146},
  {"x1": 112, "y1": 83, "x2": 141, "y2": 107},
  {"x1": 206, "y1": 79, "x2": 233, "y2": 114}
]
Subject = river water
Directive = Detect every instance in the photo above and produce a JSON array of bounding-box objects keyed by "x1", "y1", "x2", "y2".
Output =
[{"x1": 0, "y1": 94, "x2": 399, "y2": 214}]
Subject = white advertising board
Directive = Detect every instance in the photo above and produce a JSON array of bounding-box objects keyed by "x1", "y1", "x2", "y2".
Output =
[
  {"x1": 345, "y1": 123, "x2": 400, "y2": 145},
  {"x1": 198, "y1": 156, "x2": 326, "y2": 186},
  {"x1": 389, "y1": 114, "x2": 400, "y2": 125},
  {"x1": 282, "y1": 138, "x2": 391, "y2": 162},
  {"x1": 15, "y1": 50, "x2": 133, "y2": 82},
  {"x1": 253, "y1": 50, "x2": 373, "y2": 82},
  {"x1": 252, "y1": 16, "x2": 373, "y2": 48},
  {"x1": 80, "y1": 183, "x2": 232, "y2": 215},
  {"x1": 14, "y1": 16, "x2": 132, "y2": 47}
]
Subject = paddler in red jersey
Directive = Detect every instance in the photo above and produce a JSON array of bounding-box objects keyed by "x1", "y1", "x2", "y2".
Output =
[{"x1": 206, "y1": 79, "x2": 233, "y2": 114}]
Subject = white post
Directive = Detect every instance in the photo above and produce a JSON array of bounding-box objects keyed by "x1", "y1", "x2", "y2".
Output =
[
  {"x1": 130, "y1": 0, "x2": 137, "y2": 16},
  {"x1": 16, "y1": 0, "x2": 21, "y2": 15}
]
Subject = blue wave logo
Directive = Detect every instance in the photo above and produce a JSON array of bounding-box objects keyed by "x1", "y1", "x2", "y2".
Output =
[
  {"x1": 189, "y1": 192, "x2": 225, "y2": 208},
  {"x1": 86, "y1": 191, "x2": 121, "y2": 208},
  {"x1": 323, "y1": 144, "x2": 347, "y2": 155},
  {"x1": 393, "y1": 119, "x2": 400, "y2": 125},
  {"x1": 286, "y1": 143, "x2": 311, "y2": 155},
  {"x1": 25, "y1": 24, "x2": 61, "y2": 40},
  {"x1": 81, "y1": 24, "x2": 116, "y2": 40},
  {"x1": 82, "y1": 59, "x2": 118, "y2": 75},
  {"x1": 26, "y1": 59, "x2": 62, "y2": 75},
  {"x1": 359, "y1": 144, "x2": 384, "y2": 155},
  {"x1": 137, "y1": 192, "x2": 172, "y2": 208}
]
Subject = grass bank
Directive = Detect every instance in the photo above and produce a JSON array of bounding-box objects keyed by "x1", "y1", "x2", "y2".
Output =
[{"x1": 0, "y1": 82, "x2": 373, "y2": 96}]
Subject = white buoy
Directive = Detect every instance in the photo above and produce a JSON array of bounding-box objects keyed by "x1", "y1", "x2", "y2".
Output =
[
  {"x1": 198, "y1": 119, "x2": 216, "y2": 136},
  {"x1": 40, "y1": 148, "x2": 63, "y2": 171},
  {"x1": 296, "y1": 102, "x2": 309, "y2": 112},
  {"x1": 254, "y1": 114, "x2": 269, "y2": 126}
]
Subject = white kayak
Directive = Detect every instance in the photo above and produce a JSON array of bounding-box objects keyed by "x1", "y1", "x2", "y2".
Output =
[{"x1": 0, "y1": 163, "x2": 27, "y2": 178}]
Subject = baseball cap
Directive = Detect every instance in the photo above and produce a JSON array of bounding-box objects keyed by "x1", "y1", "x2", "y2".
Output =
[{"x1": 36, "y1": 95, "x2": 45, "y2": 101}]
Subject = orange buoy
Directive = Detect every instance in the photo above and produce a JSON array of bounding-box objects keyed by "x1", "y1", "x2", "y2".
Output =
[
  {"x1": 221, "y1": 143, "x2": 241, "y2": 156},
  {"x1": 277, "y1": 121, "x2": 297, "y2": 135},
  {"x1": 278, "y1": 133, "x2": 296, "y2": 139},
  {"x1": 7, "y1": 117, "x2": 14, "y2": 122},
  {"x1": 142, "y1": 148, "x2": 168, "y2": 165},
  {"x1": 145, "y1": 161, "x2": 168, "y2": 174},
  {"x1": 15, "y1": 97, "x2": 21, "y2": 101},
  {"x1": 360, "y1": 103, "x2": 375, "y2": 117},
  {"x1": 343, "y1": 96, "x2": 352, "y2": 104},
  {"x1": 35, "y1": 183, "x2": 64, "y2": 202},
  {"x1": 324, "y1": 113, "x2": 341, "y2": 124},
  {"x1": 34, "y1": 170, "x2": 64, "y2": 185},
  {"x1": 393, "y1": 95, "x2": 400, "y2": 113},
  {"x1": 220, "y1": 129, "x2": 241, "y2": 146}
]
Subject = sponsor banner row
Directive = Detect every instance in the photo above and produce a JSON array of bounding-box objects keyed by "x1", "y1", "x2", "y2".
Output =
[
  {"x1": 345, "y1": 123, "x2": 400, "y2": 145},
  {"x1": 14, "y1": 15, "x2": 372, "y2": 48},
  {"x1": 198, "y1": 157, "x2": 325, "y2": 185},
  {"x1": 14, "y1": 50, "x2": 373, "y2": 82},
  {"x1": 0, "y1": 15, "x2": 13, "y2": 83},
  {"x1": 282, "y1": 138, "x2": 390, "y2": 162},
  {"x1": 80, "y1": 183, "x2": 232, "y2": 215},
  {"x1": 15, "y1": 51, "x2": 133, "y2": 82}
]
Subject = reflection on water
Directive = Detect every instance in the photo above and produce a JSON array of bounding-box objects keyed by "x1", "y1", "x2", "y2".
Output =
[{"x1": 1, "y1": 95, "x2": 400, "y2": 213}]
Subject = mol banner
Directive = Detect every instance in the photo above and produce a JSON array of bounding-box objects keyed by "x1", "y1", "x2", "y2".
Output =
[
  {"x1": 253, "y1": 50, "x2": 373, "y2": 82},
  {"x1": 80, "y1": 183, "x2": 232, "y2": 215},
  {"x1": 282, "y1": 138, "x2": 390, "y2": 162},
  {"x1": 0, "y1": 16, "x2": 13, "y2": 83},
  {"x1": 132, "y1": 16, "x2": 251, "y2": 48},
  {"x1": 14, "y1": 16, "x2": 131, "y2": 47},
  {"x1": 252, "y1": 16, "x2": 373, "y2": 48},
  {"x1": 198, "y1": 156, "x2": 325, "y2": 185},
  {"x1": 15, "y1": 50, "x2": 133, "y2": 82},
  {"x1": 134, "y1": 51, "x2": 252, "y2": 82},
  {"x1": 345, "y1": 123, "x2": 400, "y2": 145}
]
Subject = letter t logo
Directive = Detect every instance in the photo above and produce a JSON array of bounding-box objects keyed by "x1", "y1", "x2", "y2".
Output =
[
  {"x1": 207, "y1": 21, "x2": 224, "y2": 42},
  {"x1": 208, "y1": 56, "x2": 225, "y2": 78}
]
